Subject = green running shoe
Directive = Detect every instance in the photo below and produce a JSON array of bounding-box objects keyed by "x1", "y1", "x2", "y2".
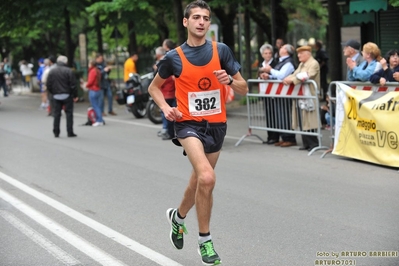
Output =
[
  {"x1": 198, "y1": 240, "x2": 222, "y2": 265},
  {"x1": 166, "y1": 208, "x2": 187, "y2": 250}
]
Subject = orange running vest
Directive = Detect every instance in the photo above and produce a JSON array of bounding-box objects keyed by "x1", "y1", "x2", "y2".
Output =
[{"x1": 175, "y1": 41, "x2": 227, "y2": 123}]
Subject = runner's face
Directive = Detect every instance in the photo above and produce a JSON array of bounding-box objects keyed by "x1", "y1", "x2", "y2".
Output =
[{"x1": 183, "y1": 7, "x2": 211, "y2": 39}]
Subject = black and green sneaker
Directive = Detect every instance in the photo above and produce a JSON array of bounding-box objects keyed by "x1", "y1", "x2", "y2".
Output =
[
  {"x1": 166, "y1": 208, "x2": 187, "y2": 250},
  {"x1": 198, "y1": 239, "x2": 222, "y2": 265}
]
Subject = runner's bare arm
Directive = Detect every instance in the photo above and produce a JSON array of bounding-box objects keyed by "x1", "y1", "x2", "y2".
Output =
[{"x1": 148, "y1": 73, "x2": 182, "y2": 121}]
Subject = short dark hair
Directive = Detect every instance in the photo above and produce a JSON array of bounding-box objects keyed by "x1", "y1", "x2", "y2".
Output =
[
  {"x1": 184, "y1": 0, "x2": 211, "y2": 19},
  {"x1": 385, "y1": 49, "x2": 399, "y2": 62},
  {"x1": 163, "y1": 39, "x2": 176, "y2": 51},
  {"x1": 96, "y1": 53, "x2": 103, "y2": 59},
  {"x1": 48, "y1": 55, "x2": 56, "y2": 64}
]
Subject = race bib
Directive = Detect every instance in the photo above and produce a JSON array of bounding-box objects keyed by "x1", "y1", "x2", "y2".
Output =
[{"x1": 188, "y1": 90, "x2": 222, "y2": 116}]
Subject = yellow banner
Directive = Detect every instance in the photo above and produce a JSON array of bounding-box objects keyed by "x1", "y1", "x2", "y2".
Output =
[{"x1": 333, "y1": 82, "x2": 399, "y2": 167}]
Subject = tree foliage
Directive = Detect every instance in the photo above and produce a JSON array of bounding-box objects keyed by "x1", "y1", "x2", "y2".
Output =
[
  {"x1": 0, "y1": 0, "x2": 328, "y2": 76},
  {"x1": 389, "y1": 0, "x2": 399, "y2": 7}
]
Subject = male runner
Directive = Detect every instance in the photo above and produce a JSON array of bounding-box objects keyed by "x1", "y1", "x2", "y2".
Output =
[{"x1": 148, "y1": 1, "x2": 248, "y2": 265}]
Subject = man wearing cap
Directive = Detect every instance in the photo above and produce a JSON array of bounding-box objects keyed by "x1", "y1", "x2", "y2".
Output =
[
  {"x1": 283, "y1": 45, "x2": 320, "y2": 151},
  {"x1": 46, "y1": 55, "x2": 78, "y2": 138},
  {"x1": 343, "y1": 39, "x2": 364, "y2": 80}
]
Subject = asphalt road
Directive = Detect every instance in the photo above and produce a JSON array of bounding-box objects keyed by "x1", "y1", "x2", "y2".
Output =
[{"x1": 0, "y1": 90, "x2": 398, "y2": 266}]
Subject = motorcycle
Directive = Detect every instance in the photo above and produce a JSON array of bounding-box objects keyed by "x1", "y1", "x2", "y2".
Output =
[
  {"x1": 146, "y1": 97, "x2": 162, "y2": 124},
  {"x1": 116, "y1": 72, "x2": 153, "y2": 118}
]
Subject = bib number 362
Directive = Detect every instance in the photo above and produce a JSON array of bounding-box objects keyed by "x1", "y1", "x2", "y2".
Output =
[{"x1": 188, "y1": 90, "x2": 222, "y2": 116}]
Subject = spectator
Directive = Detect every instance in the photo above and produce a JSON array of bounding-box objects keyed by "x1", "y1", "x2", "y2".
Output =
[
  {"x1": 19, "y1": 60, "x2": 34, "y2": 88},
  {"x1": 42, "y1": 56, "x2": 57, "y2": 116},
  {"x1": 315, "y1": 41, "x2": 329, "y2": 100},
  {"x1": 123, "y1": 51, "x2": 139, "y2": 83},
  {"x1": 46, "y1": 55, "x2": 78, "y2": 138},
  {"x1": 158, "y1": 40, "x2": 178, "y2": 140},
  {"x1": 283, "y1": 45, "x2": 320, "y2": 151},
  {"x1": 258, "y1": 43, "x2": 279, "y2": 144},
  {"x1": 162, "y1": 39, "x2": 177, "y2": 52},
  {"x1": 343, "y1": 39, "x2": 364, "y2": 80},
  {"x1": 86, "y1": 60, "x2": 104, "y2": 127},
  {"x1": 274, "y1": 38, "x2": 284, "y2": 60},
  {"x1": 320, "y1": 94, "x2": 335, "y2": 130},
  {"x1": 370, "y1": 49, "x2": 399, "y2": 85},
  {"x1": 0, "y1": 62, "x2": 8, "y2": 97},
  {"x1": 258, "y1": 43, "x2": 277, "y2": 74},
  {"x1": 96, "y1": 54, "x2": 116, "y2": 116},
  {"x1": 3, "y1": 58, "x2": 12, "y2": 93},
  {"x1": 154, "y1": 46, "x2": 176, "y2": 140},
  {"x1": 347, "y1": 42, "x2": 382, "y2": 81},
  {"x1": 37, "y1": 58, "x2": 48, "y2": 109},
  {"x1": 261, "y1": 44, "x2": 297, "y2": 147}
]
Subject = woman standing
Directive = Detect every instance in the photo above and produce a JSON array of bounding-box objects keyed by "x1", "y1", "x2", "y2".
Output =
[
  {"x1": 86, "y1": 60, "x2": 104, "y2": 127},
  {"x1": 258, "y1": 43, "x2": 279, "y2": 144}
]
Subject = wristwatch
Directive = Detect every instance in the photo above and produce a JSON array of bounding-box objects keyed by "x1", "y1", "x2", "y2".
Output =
[{"x1": 228, "y1": 75, "x2": 233, "y2": 85}]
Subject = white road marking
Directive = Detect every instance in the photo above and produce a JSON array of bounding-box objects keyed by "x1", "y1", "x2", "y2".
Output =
[
  {"x1": 0, "y1": 188, "x2": 127, "y2": 266},
  {"x1": 0, "y1": 172, "x2": 184, "y2": 266},
  {"x1": 0, "y1": 210, "x2": 82, "y2": 265},
  {"x1": 74, "y1": 113, "x2": 160, "y2": 129}
]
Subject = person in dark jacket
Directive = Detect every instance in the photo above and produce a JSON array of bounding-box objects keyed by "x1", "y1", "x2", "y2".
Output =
[
  {"x1": 96, "y1": 54, "x2": 116, "y2": 116},
  {"x1": 258, "y1": 43, "x2": 279, "y2": 144},
  {"x1": 370, "y1": 49, "x2": 399, "y2": 85},
  {"x1": 46, "y1": 55, "x2": 78, "y2": 138},
  {"x1": 315, "y1": 41, "x2": 329, "y2": 101}
]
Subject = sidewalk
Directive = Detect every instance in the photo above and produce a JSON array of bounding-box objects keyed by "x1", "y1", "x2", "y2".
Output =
[{"x1": 8, "y1": 84, "x2": 33, "y2": 96}]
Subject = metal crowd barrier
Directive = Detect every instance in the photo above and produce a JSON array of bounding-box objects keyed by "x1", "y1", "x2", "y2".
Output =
[
  {"x1": 321, "y1": 81, "x2": 399, "y2": 158},
  {"x1": 236, "y1": 79, "x2": 329, "y2": 156}
]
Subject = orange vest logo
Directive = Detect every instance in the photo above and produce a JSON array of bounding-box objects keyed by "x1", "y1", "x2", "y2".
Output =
[{"x1": 198, "y1": 77, "x2": 211, "y2": 91}]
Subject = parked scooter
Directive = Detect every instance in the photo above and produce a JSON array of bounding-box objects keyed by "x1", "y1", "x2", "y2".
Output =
[{"x1": 116, "y1": 72, "x2": 153, "y2": 118}]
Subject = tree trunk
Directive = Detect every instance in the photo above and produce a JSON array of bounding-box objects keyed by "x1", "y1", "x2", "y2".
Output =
[
  {"x1": 173, "y1": 0, "x2": 185, "y2": 45},
  {"x1": 127, "y1": 20, "x2": 138, "y2": 54},
  {"x1": 274, "y1": 0, "x2": 288, "y2": 40},
  {"x1": 249, "y1": 5, "x2": 271, "y2": 43},
  {"x1": 64, "y1": 7, "x2": 73, "y2": 68},
  {"x1": 244, "y1": 2, "x2": 252, "y2": 80},
  {"x1": 212, "y1": 6, "x2": 237, "y2": 52},
  {"x1": 256, "y1": 25, "x2": 265, "y2": 66},
  {"x1": 327, "y1": 0, "x2": 342, "y2": 81},
  {"x1": 155, "y1": 11, "x2": 169, "y2": 44},
  {"x1": 95, "y1": 15, "x2": 103, "y2": 55}
]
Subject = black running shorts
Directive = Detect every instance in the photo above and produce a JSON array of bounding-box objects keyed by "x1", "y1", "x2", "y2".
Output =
[{"x1": 172, "y1": 120, "x2": 227, "y2": 155}]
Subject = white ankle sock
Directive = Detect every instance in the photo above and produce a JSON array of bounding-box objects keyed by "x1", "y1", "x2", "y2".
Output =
[
  {"x1": 174, "y1": 212, "x2": 184, "y2": 224},
  {"x1": 198, "y1": 235, "x2": 212, "y2": 244}
]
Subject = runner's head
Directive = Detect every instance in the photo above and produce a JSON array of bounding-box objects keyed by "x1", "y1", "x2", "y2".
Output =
[{"x1": 184, "y1": 0, "x2": 211, "y2": 20}]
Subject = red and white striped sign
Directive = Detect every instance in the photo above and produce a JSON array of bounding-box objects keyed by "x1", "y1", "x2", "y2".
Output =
[
  {"x1": 259, "y1": 82, "x2": 308, "y2": 96},
  {"x1": 349, "y1": 85, "x2": 399, "y2": 92}
]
